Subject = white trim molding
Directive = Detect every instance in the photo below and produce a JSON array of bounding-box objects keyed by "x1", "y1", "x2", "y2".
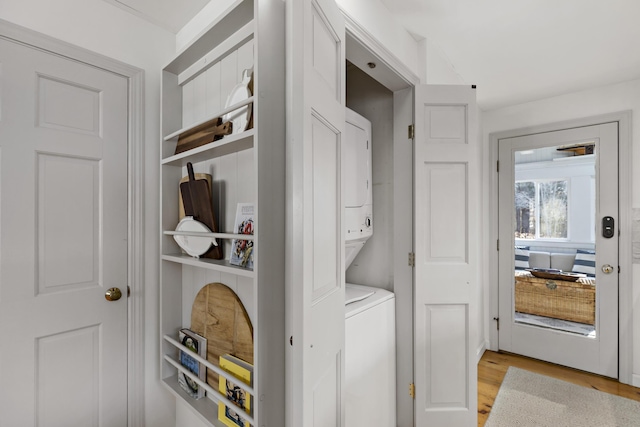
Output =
[
  {"x1": 633, "y1": 374, "x2": 640, "y2": 388},
  {"x1": 0, "y1": 19, "x2": 147, "y2": 425},
  {"x1": 340, "y1": 8, "x2": 420, "y2": 88},
  {"x1": 477, "y1": 340, "x2": 488, "y2": 364},
  {"x1": 488, "y1": 111, "x2": 633, "y2": 385},
  {"x1": 127, "y1": 68, "x2": 146, "y2": 427}
]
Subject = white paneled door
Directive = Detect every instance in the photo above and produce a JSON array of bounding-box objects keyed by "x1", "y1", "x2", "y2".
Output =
[
  {"x1": 0, "y1": 37, "x2": 128, "y2": 426},
  {"x1": 414, "y1": 85, "x2": 479, "y2": 427},
  {"x1": 286, "y1": 0, "x2": 346, "y2": 425}
]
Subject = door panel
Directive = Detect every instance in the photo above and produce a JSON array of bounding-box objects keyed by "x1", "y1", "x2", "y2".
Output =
[
  {"x1": 0, "y1": 37, "x2": 128, "y2": 426},
  {"x1": 414, "y1": 85, "x2": 478, "y2": 427},
  {"x1": 286, "y1": 0, "x2": 346, "y2": 425},
  {"x1": 498, "y1": 123, "x2": 618, "y2": 378},
  {"x1": 38, "y1": 154, "x2": 100, "y2": 292},
  {"x1": 36, "y1": 326, "x2": 101, "y2": 427}
]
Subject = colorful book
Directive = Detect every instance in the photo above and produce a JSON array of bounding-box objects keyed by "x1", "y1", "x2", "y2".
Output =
[
  {"x1": 217, "y1": 354, "x2": 253, "y2": 427},
  {"x1": 229, "y1": 203, "x2": 254, "y2": 269},
  {"x1": 177, "y1": 329, "x2": 207, "y2": 399}
]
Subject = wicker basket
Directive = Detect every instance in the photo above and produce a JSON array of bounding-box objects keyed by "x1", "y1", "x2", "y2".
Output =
[{"x1": 515, "y1": 274, "x2": 595, "y2": 325}]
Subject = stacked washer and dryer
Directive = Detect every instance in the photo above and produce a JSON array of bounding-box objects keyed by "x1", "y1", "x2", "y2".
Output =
[{"x1": 344, "y1": 108, "x2": 396, "y2": 427}]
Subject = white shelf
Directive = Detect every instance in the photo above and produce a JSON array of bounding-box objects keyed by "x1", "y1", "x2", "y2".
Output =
[
  {"x1": 177, "y1": 21, "x2": 255, "y2": 85},
  {"x1": 160, "y1": 0, "x2": 285, "y2": 425},
  {"x1": 162, "y1": 334, "x2": 256, "y2": 426},
  {"x1": 164, "y1": 97, "x2": 255, "y2": 141},
  {"x1": 164, "y1": 334, "x2": 256, "y2": 395},
  {"x1": 164, "y1": 230, "x2": 254, "y2": 241},
  {"x1": 163, "y1": 377, "x2": 221, "y2": 427},
  {"x1": 162, "y1": 129, "x2": 254, "y2": 166},
  {"x1": 163, "y1": 0, "x2": 254, "y2": 75},
  {"x1": 163, "y1": 356, "x2": 255, "y2": 425},
  {"x1": 162, "y1": 254, "x2": 254, "y2": 277}
]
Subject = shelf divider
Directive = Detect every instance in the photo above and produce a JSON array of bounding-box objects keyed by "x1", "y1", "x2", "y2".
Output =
[
  {"x1": 162, "y1": 129, "x2": 254, "y2": 166},
  {"x1": 163, "y1": 335, "x2": 256, "y2": 395},
  {"x1": 164, "y1": 96, "x2": 255, "y2": 141},
  {"x1": 164, "y1": 230, "x2": 254, "y2": 241},
  {"x1": 162, "y1": 377, "x2": 220, "y2": 427},
  {"x1": 162, "y1": 254, "x2": 254, "y2": 277},
  {"x1": 178, "y1": 21, "x2": 254, "y2": 86},
  {"x1": 163, "y1": 356, "x2": 255, "y2": 425}
]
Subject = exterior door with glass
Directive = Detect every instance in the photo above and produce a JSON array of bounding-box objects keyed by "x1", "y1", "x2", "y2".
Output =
[{"x1": 498, "y1": 123, "x2": 618, "y2": 378}]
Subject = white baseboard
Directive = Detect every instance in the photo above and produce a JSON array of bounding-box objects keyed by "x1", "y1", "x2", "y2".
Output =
[
  {"x1": 632, "y1": 374, "x2": 640, "y2": 388},
  {"x1": 476, "y1": 340, "x2": 488, "y2": 364}
]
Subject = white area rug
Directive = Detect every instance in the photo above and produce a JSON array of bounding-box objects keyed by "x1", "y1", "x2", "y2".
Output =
[{"x1": 485, "y1": 367, "x2": 640, "y2": 427}]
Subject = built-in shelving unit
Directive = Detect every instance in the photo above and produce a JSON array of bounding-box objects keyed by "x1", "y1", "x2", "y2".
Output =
[{"x1": 159, "y1": 0, "x2": 285, "y2": 425}]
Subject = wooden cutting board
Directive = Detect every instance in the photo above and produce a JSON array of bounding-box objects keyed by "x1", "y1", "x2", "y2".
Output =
[
  {"x1": 178, "y1": 173, "x2": 212, "y2": 220},
  {"x1": 180, "y1": 163, "x2": 223, "y2": 259},
  {"x1": 175, "y1": 117, "x2": 232, "y2": 155},
  {"x1": 190, "y1": 283, "x2": 253, "y2": 388}
]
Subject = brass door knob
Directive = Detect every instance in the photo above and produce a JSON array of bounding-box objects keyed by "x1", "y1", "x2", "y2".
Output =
[{"x1": 105, "y1": 287, "x2": 122, "y2": 301}]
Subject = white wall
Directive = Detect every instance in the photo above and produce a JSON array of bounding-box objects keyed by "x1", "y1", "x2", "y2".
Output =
[
  {"x1": 420, "y1": 38, "x2": 466, "y2": 85},
  {"x1": 336, "y1": 0, "x2": 420, "y2": 79},
  {"x1": 0, "y1": 1, "x2": 177, "y2": 425},
  {"x1": 482, "y1": 78, "x2": 640, "y2": 386}
]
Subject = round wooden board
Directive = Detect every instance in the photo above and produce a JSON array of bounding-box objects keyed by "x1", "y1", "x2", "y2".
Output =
[{"x1": 190, "y1": 282, "x2": 253, "y2": 388}]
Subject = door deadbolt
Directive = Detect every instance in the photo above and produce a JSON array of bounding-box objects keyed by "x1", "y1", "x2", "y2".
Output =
[
  {"x1": 105, "y1": 287, "x2": 122, "y2": 301},
  {"x1": 602, "y1": 216, "x2": 615, "y2": 238}
]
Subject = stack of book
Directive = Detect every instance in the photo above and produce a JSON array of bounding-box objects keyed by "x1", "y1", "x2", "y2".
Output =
[
  {"x1": 229, "y1": 203, "x2": 254, "y2": 269},
  {"x1": 218, "y1": 354, "x2": 253, "y2": 427},
  {"x1": 177, "y1": 329, "x2": 207, "y2": 399}
]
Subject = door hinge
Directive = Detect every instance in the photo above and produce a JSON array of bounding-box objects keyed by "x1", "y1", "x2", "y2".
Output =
[
  {"x1": 408, "y1": 124, "x2": 415, "y2": 140},
  {"x1": 409, "y1": 383, "x2": 415, "y2": 399},
  {"x1": 493, "y1": 317, "x2": 500, "y2": 330},
  {"x1": 408, "y1": 252, "x2": 415, "y2": 267},
  {"x1": 497, "y1": 160, "x2": 500, "y2": 172},
  {"x1": 497, "y1": 239, "x2": 499, "y2": 251}
]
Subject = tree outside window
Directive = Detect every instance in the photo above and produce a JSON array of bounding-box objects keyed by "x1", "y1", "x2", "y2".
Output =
[
  {"x1": 515, "y1": 180, "x2": 567, "y2": 240},
  {"x1": 515, "y1": 182, "x2": 535, "y2": 238}
]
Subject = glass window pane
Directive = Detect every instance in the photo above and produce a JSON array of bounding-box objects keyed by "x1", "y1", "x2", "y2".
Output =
[
  {"x1": 539, "y1": 181, "x2": 568, "y2": 238},
  {"x1": 515, "y1": 181, "x2": 536, "y2": 239}
]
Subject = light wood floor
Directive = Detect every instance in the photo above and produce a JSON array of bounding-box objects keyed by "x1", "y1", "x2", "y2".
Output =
[{"x1": 478, "y1": 350, "x2": 640, "y2": 426}]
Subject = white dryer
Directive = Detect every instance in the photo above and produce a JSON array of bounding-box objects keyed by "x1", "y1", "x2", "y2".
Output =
[
  {"x1": 345, "y1": 283, "x2": 396, "y2": 427},
  {"x1": 344, "y1": 108, "x2": 373, "y2": 269}
]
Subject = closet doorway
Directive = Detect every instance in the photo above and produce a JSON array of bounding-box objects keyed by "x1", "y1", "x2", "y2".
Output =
[{"x1": 344, "y1": 31, "x2": 415, "y2": 427}]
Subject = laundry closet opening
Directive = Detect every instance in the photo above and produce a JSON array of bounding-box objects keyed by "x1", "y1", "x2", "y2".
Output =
[{"x1": 344, "y1": 35, "x2": 415, "y2": 425}]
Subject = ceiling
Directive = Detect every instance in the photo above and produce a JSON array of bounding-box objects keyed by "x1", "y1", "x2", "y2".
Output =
[
  {"x1": 102, "y1": 0, "x2": 209, "y2": 33},
  {"x1": 105, "y1": 0, "x2": 640, "y2": 110},
  {"x1": 381, "y1": 0, "x2": 640, "y2": 110}
]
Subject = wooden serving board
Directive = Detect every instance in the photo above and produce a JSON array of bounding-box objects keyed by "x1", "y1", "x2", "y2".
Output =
[
  {"x1": 178, "y1": 173, "x2": 212, "y2": 219},
  {"x1": 175, "y1": 117, "x2": 232, "y2": 155},
  {"x1": 180, "y1": 163, "x2": 223, "y2": 260},
  {"x1": 190, "y1": 283, "x2": 253, "y2": 388}
]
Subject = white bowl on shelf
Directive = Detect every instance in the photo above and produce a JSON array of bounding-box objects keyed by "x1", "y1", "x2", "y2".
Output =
[
  {"x1": 173, "y1": 216, "x2": 217, "y2": 258},
  {"x1": 223, "y1": 68, "x2": 252, "y2": 134}
]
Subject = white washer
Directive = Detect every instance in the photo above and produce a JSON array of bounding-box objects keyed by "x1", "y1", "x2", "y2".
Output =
[{"x1": 345, "y1": 283, "x2": 396, "y2": 427}]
